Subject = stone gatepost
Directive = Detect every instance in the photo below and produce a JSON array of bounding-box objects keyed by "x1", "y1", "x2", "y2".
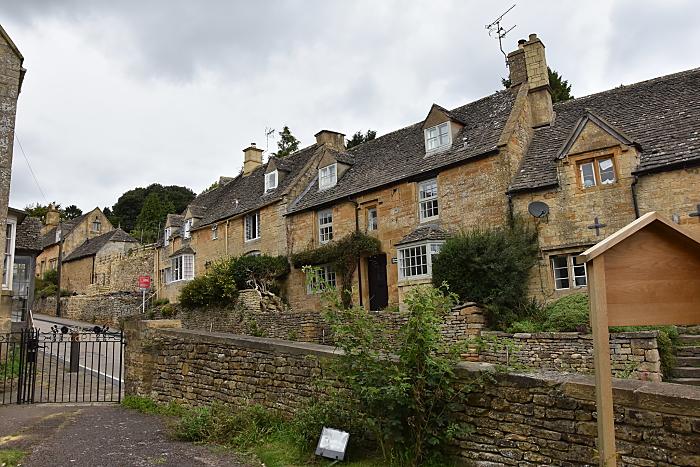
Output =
[{"x1": 123, "y1": 319, "x2": 182, "y2": 398}]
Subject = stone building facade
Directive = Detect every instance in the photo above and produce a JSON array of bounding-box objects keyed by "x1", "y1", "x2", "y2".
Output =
[
  {"x1": 0, "y1": 25, "x2": 25, "y2": 333},
  {"x1": 153, "y1": 33, "x2": 700, "y2": 317}
]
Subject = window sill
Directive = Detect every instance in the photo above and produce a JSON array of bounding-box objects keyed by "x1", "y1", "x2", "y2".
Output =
[
  {"x1": 398, "y1": 276, "x2": 432, "y2": 286},
  {"x1": 244, "y1": 237, "x2": 261, "y2": 243},
  {"x1": 419, "y1": 216, "x2": 439, "y2": 223}
]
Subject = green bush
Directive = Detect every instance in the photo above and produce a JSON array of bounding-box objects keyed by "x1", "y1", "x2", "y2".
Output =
[
  {"x1": 160, "y1": 304, "x2": 177, "y2": 318},
  {"x1": 542, "y1": 293, "x2": 590, "y2": 332},
  {"x1": 432, "y1": 220, "x2": 538, "y2": 329},
  {"x1": 229, "y1": 255, "x2": 290, "y2": 293},
  {"x1": 152, "y1": 298, "x2": 170, "y2": 307}
]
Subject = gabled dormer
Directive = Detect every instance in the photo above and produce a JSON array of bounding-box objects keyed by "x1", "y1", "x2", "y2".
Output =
[
  {"x1": 314, "y1": 130, "x2": 352, "y2": 191},
  {"x1": 422, "y1": 104, "x2": 465, "y2": 154},
  {"x1": 264, "y1": 156, "x2": 292, "y2": 193}
]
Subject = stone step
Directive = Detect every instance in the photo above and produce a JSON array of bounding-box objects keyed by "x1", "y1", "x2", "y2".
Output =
[
  {"x1": 678, "y1": 335, "x2": 700, "y2": 345},
  {"x1": 672, "y1": 367, "x2": 700, "y2": 379},
  {"x1": 677, "y1": 346, "x2": 700, "y2": 357},
  {"x1": 668, "y1": 378, "x2": 700, "y2": 386},
  {"x1": 677, "y1": 356, "x2": 700, "y2": 368}
]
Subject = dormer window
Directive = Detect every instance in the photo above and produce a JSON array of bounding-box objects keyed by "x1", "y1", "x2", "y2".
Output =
[
  {"x1": 424, "y1": 122, "x2": 450, "y2": 152},
  {"x1": 265, "y1": 170, "x2": 278, "y2": 192},
  {"x1": 91, "y1": 217, "x2": 102, "y2": 232},
  {"x1": 183, "y1": 219, "x2": 193, "y2": 239},
  {"x1": 164, "y1": 227, "x2": 172, "y2": 246},
  {"x1": 318, "y1": 163, "x2": 337, "y2": 190}
]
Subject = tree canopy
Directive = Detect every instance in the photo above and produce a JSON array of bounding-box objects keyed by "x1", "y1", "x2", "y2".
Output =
[
  {"x1": 109, "y1": 183, "x2": 195, "y2": 232},
  {"x1": 24, "y1": 203, "x2": 82, "y2": 222},
  {"x1": 346, "y1": 130, "x2": 377, "y2": 149},
  {"x1": 274, "y1": 126, "x2": 300, "y2": 158},
  {"x1": 63, "y1": 205, "x2": 83, "y2": 219},
  {"x1": 132, "y1": 192, "x2": 175, "y2": 243},
  {"x1": 501, "y1": 67, "x2": 574, "y2": 104}
]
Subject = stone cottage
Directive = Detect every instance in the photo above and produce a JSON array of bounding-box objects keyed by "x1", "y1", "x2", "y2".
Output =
[{"x1": 154, "y1": 33, "x2": 700, "y2": 312}]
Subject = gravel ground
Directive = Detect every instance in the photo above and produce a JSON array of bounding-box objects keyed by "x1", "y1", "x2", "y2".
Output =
[{"x1": 0, "y1": 404, "x2": 257, "y2": 467}]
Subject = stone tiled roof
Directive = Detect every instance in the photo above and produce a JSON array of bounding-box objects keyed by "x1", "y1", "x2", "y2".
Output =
[
  {"x1": 15, "y1": 217, "x2": 42, "y2": 253},
  {"x1": 63, "y1": 229, "x2": 138, "y2": 263},
  {"x1": 395, "y1": 224, "x2": 447, "y2": 246},
  {"x1": 169, "y1": 245, "x2": 196, "y2": 258},
  {"x1": 41, "y1": 213, "x2": 90, "y2": 249},
  {"x1": 288, "y1": 90, "x2": 516, "y2": 213},
  {"x1": 510, "y1": 67, "x2": 700, "y2": 193},
  {"x1": 193, "y1": 144, "x2": 319, "y2": 228},
  {"x1": 165, "y1": 214, "x2": 184, "y2": 228}
]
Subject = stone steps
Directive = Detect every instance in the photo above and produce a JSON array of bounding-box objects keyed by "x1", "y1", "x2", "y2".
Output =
[
  {"x1": 669, "y1": 335, "x2": 700, "y2": 385},
  {"x1": 672, "y1": 366, "x2": 700, "y2": 379},
  {"x1": 678, "y1": 334, "x2": 700, "y2": 345},
  {"x1": 677, "y1": 356, "x2": 700, "y2": 367},
  {"x1": 668, "y1": 378, "x2": 700, "y2": 386}
]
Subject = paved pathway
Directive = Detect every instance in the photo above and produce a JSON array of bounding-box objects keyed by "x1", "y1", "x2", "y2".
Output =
[{"x1": 0, "y1": 404, "x2": 256, "y2": 466}]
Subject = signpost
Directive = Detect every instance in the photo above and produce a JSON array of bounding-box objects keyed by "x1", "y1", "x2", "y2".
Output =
[
  {"x1": 580, "y1": 212, "x2": 700, "y2": 466},
  {"x1": 138, "y1": 275, "x2": 151, "y2": 313}
]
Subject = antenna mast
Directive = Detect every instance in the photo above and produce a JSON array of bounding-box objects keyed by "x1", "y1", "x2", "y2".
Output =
[
  {"x1": 485, "y1": 4, "x2": 517, "y2": 66},
  {"x1": 264, "y1": 127, "x2": 275, "y2": 154}
]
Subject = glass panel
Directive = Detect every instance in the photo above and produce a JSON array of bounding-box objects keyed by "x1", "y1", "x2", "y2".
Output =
[
  {"x1": 367, "y1": 208, "x2": 377, "y2": 231},
  {"x1": 572, "y1": 255, "x2": 587, "y2": 287},
  {"x1": 551, "y1": 255, "x2": 570, "y2": 289},
  {"x1": 598, "y1": 158, "x2": 616, "y2": 185},
  {"x1": 399, "y1": 245, "x2": 428, "y2": 278},
  {"x1": 580, "y1": 162, "x2": 596, "y2": 188}
]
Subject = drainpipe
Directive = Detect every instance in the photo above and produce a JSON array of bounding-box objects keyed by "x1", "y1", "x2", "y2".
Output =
[
  {"x1": 225, "y1": 219, "x2": 230, "y2": 255},
  {"x1": 348, "y1": 197, "x2": 363, "y2": 308},
  {"x1": 631, "y1": 175, "x2": 641, "y2": 219},
  {"x1": 506, "y1": 191, "x2": 515, "y2": 227}
]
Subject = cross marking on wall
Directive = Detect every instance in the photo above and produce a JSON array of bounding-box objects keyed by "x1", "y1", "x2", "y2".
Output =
[
  {"x1": 587, "y1": 217, "x2": 607, "y2": 236},
  {"x1": 689, "y1": 204, "x2": 700, "y2": 218}
]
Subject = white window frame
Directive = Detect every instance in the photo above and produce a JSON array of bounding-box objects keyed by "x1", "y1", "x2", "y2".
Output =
[
  {"x1": 91, "y1": 217, "x2": 102, "y2": 232},
  {"x1": 265, "y1": 170, "x2": 278, "y2": 192},
  {"x1": 164, "y1": 227, "x2": 172, "y2": 246},
  {"x1": 3, "y1": 219, "x2": 16, "y2": 290},
  {"x1": 306, "y1": 264, "x2": 337, "y2": 294},
  {"x1": 170, "y1": 254, "x2": 194, "y2": 283},
  {"x1": 318, "y1": 209, "x2": 333, "y2": 244},
  {"x1": 245, "y1": 211, "x2": 260, "y2": 242},
  {"x1": 318, "y1": 163, "x2": 338, "y2": 190},
  {"x1": 397, "y1": 241, "x2": 443, "y2": 281},
  {"x1": 183, "y1": 219, "x2": 193, "y2": 239},
  {"x1": 211, "y1": 224, "x2": 218, "y2": 240},
  {"x1": 551, "y1": 253, "x2": 588, "y2": 290},
  {"x1": 367, "y1": 207, "x2": 378, "y2": 232},
  {"x1": 418, "y1": 179, "x2": 439, "y2": 222},
  {"x1": 424, "y1": 122, "x2": 451, "y2": 152}
]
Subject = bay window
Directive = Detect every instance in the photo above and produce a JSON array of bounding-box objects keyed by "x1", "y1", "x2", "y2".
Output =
[
  {"x1": 170, "y1": 254, "x2": 194, "y2": 282},
  {"x1": 398, "y1": 242, "x2": 442, "y2": 280}
]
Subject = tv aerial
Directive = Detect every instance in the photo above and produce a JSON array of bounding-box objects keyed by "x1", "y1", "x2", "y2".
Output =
[
  {"x1": 486, "y1": 4, "x2": 517, "y2": 65},
  {"x1": 527, "y1": 201, "x2": 550, "y2": 219}
]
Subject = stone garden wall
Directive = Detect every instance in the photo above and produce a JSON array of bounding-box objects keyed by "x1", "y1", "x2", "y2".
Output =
[
  {"x1": 480, "y1": 330, "x2": 663, "y2": 382},
  {"x1": 34, "y1": 292, "x2": 142, "y2": 325},
  {"x1": 124, "y1": 320, "x2": 700, "y2": 466}
]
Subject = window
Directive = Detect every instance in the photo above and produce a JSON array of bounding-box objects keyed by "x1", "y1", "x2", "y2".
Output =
[
  {"x1": 164, "y1": 227, "x2": 172, "y2": 246},
  {"x1": 245, "y1": 212, "x2": 260, "y2": 241},
  {"x1": 265, "y1": 170, "x2": 278, "y2": 192},
  {"x1": 318, "y1": 209, "x2": 333, "y2": 244},
  {"x1": 211, "y1": 225, "x2": 218, "y2": 240},
  {"x1": 578, "y1": 156, "x2": 616, "y2": 188},
  {"x1": 398, "y1": 242, "x2": 442, "y2": 280},
  {"x1": 3, "y1": 220, "x2": 16, "y2": 289},
  {"x1": 306, "y1": 265, "x2": 337, "y2": 294},
  {"x1": 551, "y1": 253, "x2": 588, "y2": 290},
  {"x1": 424, "y1": 122, "x2": 450, "y2": 152},
  {"x1": 91, "y1": 217, "x2": 102, "y2": 232},
  {"x1": 367, "y1": 208, "x2": 378, "y2": 231},
  {"x1": 318, "y1": 163, "x2": 337, "y2": 190},
  {"x1": 183, "y1": 219, "x2": 193, "y2": 239},
  {"x1": 171, "y1": 254, "x2": 194, "y2": 282},
  {"x1": 418, "y1": 179, "x2": 439, "y2": 221},
  {"x1": 49, "y1": 258, "x2": 57, "y2": 270},
  {"x1": 55, "y1": 227, "x2": 62, "y2": 244}
]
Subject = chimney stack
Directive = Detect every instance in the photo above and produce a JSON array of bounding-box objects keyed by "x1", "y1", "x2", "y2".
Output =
[
  {"x1": 314, "y1": 130, "x2": 346, "y2": 151},
  {"x1": 45, "y1": 203, "x2": 60, "y2": 227},
  {"x1": 507, "y1": 33, "x2": 553, "y2": 128},
  {"x1": 242, "y1": 143, "x2": 263, "y2": 176}
]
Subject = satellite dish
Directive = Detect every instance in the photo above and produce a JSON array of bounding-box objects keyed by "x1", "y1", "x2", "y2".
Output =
[{"x1": 528, "y1": 201, "x2": 550, "y2": 218}]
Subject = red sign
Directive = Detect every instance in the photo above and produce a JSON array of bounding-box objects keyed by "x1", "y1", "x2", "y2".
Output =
[{"x1": 138, "y1": 275, "x2": 151, "y2": 289}]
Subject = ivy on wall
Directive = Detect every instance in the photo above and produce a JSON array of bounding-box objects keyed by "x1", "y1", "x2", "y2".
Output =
[{"x1": 291, "y1": 232, "x2": 381, "y2": 307}]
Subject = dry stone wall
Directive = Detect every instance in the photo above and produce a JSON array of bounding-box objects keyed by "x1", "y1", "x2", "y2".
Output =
[
  {"x1": 34, "y1": 293, "x2": 142, "y2": 325},
  {"x1": 480, "y1": 330, "x2": 663, "y2": 381},
  {"x1": 124, "y1": 321, "x2": 700, "y2": 466},
  {"x1": 91, "y1": 246, "x2": 154, "y2": 294}
]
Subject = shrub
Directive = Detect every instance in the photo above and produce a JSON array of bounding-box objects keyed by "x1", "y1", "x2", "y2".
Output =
[
  {"x1": 432, "y1": 220, "x2": 538, "y2": 329},
  {"x1": 229, "y1": 255, "x2": 290, "y2": 293},
  {"x1": 160, "y1": 304, "x2": 177, "y2": 318},
  {"x1": 542, "y1": 293, "x2": 590, "y2": 332}
]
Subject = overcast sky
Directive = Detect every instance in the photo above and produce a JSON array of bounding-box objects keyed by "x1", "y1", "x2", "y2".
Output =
[{"x1": 5, "y1": 0, "x2": 699, "y2": 212}]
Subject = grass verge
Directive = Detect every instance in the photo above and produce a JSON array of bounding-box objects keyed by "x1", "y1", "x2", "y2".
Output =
[{"x1": 0, "y1": 449, "x2": 26, "y2": 467}]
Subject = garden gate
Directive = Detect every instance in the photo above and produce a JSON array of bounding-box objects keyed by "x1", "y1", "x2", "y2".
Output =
[{"x1": 0, "y1": 327, "x2": 124, "y2": 405}]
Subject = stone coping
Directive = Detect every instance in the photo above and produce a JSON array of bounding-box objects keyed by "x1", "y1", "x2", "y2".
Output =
[{"x1": 481, "y1": 330, "x2": 660, "y2": 339}]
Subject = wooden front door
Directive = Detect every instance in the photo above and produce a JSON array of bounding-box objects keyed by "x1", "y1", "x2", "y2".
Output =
[{"x1": 367, "y1": 254, "x2": 389, "y2": 311}]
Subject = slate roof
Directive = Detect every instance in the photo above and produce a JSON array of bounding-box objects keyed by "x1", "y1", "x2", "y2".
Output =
[
  {"x1": 63, "y1": 229, "x2": 138, "y2": 263},
  {"x1": 41, "y1": 213, "x2": 90, "y2": 249},
  {"x1": 510, "y1": 67, "x2": 700, "y2": 193},
  {"x1": 15, "y1": 217, "x2": 42, "y2": 254},
  {"x1": 288, "y1": 90, "x2": 515, "y2": 213},
  {"x1": 395, "y1": 224, "x2": 447, "y2": 246},
  {"x1": 192, "y1": 144, "x2": 319, "y2": 228},
  {"x1": 165, "y1": 214, "x2": 184, "y2": 228},
  {"x1": 169, "y1": 245, "x2": 196, "y2": 258}
]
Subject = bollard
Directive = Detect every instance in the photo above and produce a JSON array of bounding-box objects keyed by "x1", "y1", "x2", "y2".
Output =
[{"x1": 69, "y1": 331, "x2": 80, "y2": 373}]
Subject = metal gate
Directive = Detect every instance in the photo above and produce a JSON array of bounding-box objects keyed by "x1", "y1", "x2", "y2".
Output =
[{"x1": 1, "y1": 327, "x2": 124, "y2": 405}]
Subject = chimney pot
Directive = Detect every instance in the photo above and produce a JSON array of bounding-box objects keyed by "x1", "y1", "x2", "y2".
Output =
[
  {"x1": 528, "y1": 33, "x2": 538, "y2": 41},
  {"x1": 518, "y1": 39, "x2": 526, "y2": 49},
  {"x1": 242, "y1": 143, "x2": 264, "y2": 176}
]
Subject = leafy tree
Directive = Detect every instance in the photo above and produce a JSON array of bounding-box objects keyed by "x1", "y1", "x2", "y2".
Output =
[
  {"x1": 346, "y1": 130, "x2": 376, "y2": 149},
  {"x1": 133, "y1": 192, "x2": 175, "y2": 243},
  {"x1": 431, "y1": 220, "x2": 538, "y2": 330},
  {"x1": 63, "y1": 205, "x2": 83, "y2": 219},
  {"x1": 274, "y1": 126, "x2": 300, "y2": 158},
  {"x1": 24, "y1": 203, "x2": 53, "y2": 220},
  {"x1": 501, "y1": 67, "x2": 573, "y2": 104},
  {"x1": 110, "y1": 183, "x2": 195, "y2": 232}
]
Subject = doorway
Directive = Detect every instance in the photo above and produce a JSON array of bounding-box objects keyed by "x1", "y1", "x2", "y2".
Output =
[{"x1": 367, "y1": 254, "x2": 389, "y2": 311}]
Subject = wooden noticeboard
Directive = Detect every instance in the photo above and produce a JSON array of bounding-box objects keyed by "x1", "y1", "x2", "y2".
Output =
[{"x1": 580, "y1": 212, "x2": 700, "y2": 466}]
